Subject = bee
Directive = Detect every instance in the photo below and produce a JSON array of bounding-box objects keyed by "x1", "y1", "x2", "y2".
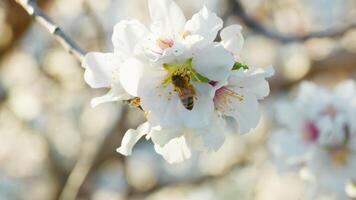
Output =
[{"x1": 171, "y1": 74, "x2": 197, "y2": 110}]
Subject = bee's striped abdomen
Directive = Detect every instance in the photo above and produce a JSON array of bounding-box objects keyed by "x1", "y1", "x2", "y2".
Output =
[{"x1": 181, "y1": 96, "x2": 194, "y2": 110}]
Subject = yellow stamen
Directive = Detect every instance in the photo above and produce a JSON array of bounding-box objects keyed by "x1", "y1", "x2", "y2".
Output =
[
  {"x1": 182, "y1": 31, "x2": 191, "y2": 39},
  {"x1": 330, "y1": 145, "x2": 350, "y2": 166}
]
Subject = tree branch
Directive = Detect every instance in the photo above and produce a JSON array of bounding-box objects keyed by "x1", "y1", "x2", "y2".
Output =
[
  {"x1": 129, "y1": 159, "x2": 249, "y2": 198},
  {"x1": 58, "y1": 107, "x2": 131, "y2": 200},
  {"x1": 14, "y1": 0, "x2": 86, "y2": 61},
  {"x1": 230, "y1": 0, "x2": 356, "y2": 43}
]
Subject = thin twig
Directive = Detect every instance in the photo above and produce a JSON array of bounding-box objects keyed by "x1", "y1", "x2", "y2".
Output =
[
  {"x1": 230, "y1": 0, "x2": 356, "y2": 43},
  {"x1": 58, "y1": 107, "x2": 129, "y2": 200},
  {"x1": 14, "y1": 0, "x2": 86, "y2": 61},
  {"x1": 129, "y1": 158, "x2": 249, "y2": 198},
  {"x1": 82, "y1": 0, "x2": 106, "y2": 50}
]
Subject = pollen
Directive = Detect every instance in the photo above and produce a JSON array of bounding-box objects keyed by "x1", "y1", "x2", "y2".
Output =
[
  {"x1": 144, "y1": 111, "x2": 149, "y2": 119},
  {"x1": 214, "y1": 86, "x2": 244, "y2": 112},
  {"x1": 329, "y1": 145, "x2": 350, "y2": 166},
  {"x1": 181, "y1": 31, "x2": 191, "y2": 39}
]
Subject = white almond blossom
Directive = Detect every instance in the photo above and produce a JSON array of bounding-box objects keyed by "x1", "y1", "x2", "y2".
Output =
[
  {"x1": 83, "y1": 0, "x2": 273, "y2": 163},
  {"x1": 213, "y1": 66, "x2": 274, "y2": 134},
  {"x1": 268, "y1": 80, "x2": 356, "y2": 199}
]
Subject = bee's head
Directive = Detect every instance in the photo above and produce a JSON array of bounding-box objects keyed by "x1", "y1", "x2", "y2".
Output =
[{"x1": 171, "y1": 74, "x2": 180, "y2": 82}]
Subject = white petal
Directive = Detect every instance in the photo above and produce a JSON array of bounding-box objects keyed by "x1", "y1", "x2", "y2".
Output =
[
  {"x1": 112, "y1": 20, "x2": 148, "y2": 55},
  {"x1": 222, "y1": 92, "x2": 260, "y2": 134},
  {"x1": 83, "y1": 52, "x2": 122, "y2": 88},
  {"x1": 334, "y1": 80, "x2": 356, "y2": 100},
  {"x1": 220, "y1": 25, "x2": 244, "y2": 55},
  {"x1": 215, "y1": 87, "x2": 261, "y2": 134},
  {"x1": 346, "y1": 180, "x2": 356, "y2": 198},
  {"x1": 275, "y1": 101, "x2": 303, "y2": 131},
  {"x1": 148, "y1": 126, "x2": 183, "y2": 146},
  {"x1": 229, "y1": 66, "x2": 274, "y2": 100},
  {"x1": 192, "y1": 43, "x2": 234, "y2": 82},
  {"x1": 119, "y1": 57, "x2": 148, "y2": 97},
  {"x1": 148, "y1": 0, "x2": 186, "y2": 36},
  {"x1": 116, "y1": 122, "x2": 150, "y2": 156},
  {"x1": 91, "y1": 85, "x2": 131, "y2": 107},
  {"x1": 268, "y1": 130, "x2": 310, "y2": 172},
  {"x1": 196, "y1": 115, "x2": 226, "y2": 151},
  {"x1": 185, "y1": 6, "x2": 223, "y2": 42},
  {"x1": 136, "y1": 68, "x2": 186, "y2": 128},
  {"x1": 154, "y1": 136, "x2": 192, "y2": 164}
]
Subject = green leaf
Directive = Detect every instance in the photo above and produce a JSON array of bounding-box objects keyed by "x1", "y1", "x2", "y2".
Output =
[{"x1": 232, "y1": 62, "x2": 249, "y2": 70}]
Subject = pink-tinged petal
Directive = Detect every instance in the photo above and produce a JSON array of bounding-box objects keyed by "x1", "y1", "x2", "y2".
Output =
[
  {"x1": 148, "y1": 0, "x2": 186, "y2": 36},
  {"x1": 83, "y1": 52, "x2": 122, "y2": 88},
  {"x1": 185, "y1": 6, "x2": 223, "y2": 42},
  {"x1": 116, "y1": 122, "x2": 150, "y2": 156},
  {"x1": 112, "y1": 20, "x2": 148, "y2": 55},
  {"x1": 220, "y1": 25, "x2": 244, "y2": 55},
  {"x1": 192, "y1": 43, "x2": 234, "y2": 82}
]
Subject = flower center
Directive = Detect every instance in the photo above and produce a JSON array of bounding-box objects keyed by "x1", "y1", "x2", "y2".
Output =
[
  {"x1": 303, "y1": 121, "x2": 319, "y2": 143},
  {"x1": 214, "y1": 86, "x2": 244, "y2": 112},
  {"x1": 162, "y1": 59, "x2": 210, "y2": 85},
  {"x1": 160, "y1": 59, "x2": 211, "y2": 110}
]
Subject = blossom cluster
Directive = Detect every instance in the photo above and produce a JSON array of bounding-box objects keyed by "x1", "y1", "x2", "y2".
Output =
[
  {"x1": 82, "y1": 0, "x2": 273, "y2": 163},
  {"x1": 268, "y1": 81, "x2": 356, "y2": 199}
]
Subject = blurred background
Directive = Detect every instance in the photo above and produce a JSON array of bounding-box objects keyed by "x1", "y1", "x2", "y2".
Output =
[{"x1": 0, "y1": 0, "x2": 356, "y2": 199}]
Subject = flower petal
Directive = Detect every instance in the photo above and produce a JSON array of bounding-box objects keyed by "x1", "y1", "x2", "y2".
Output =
[
  {"x1": 83, "y1": 52, "x2": 122, "y2": 88},
  {"x1": 185, "y1": 6, "x2": 223, "y2": 43},
  {"x1": 116, "y1": 122, "x2": 150, "y2": 156},
  {"x1": 148, "y1": 0, "x2": 186, "y2": 36},
  {"x1": 148, "y1": 126, "x2": 183, "y2": 146},
  {"x1": 112, "y1": 20, "x2": 148, "y2": 56},
  {"x1": 228, "y1": 66, "x2": 274, "y2": 100},
  {"x1": 135, "y1": 67, "x2": 186, "y2": 128},
  {"x1": 154, "y1": 136, "x2": 192, "y2": 164},
  {"x1": 119, "y1": 57, "x2": 149, "y2": 97},
  {"x1": 196, "y1": 115, "x2": 226, "y2": 151},
  {"x1": 192, "y1": 43, "x2": 234, "y2": 82},
  {"x1": 220, "y1": 25, "x2": 244, "y2": 55},
  {"x1": 268, "y1": 130, "x2": 310, "y2": 172},
  {"x1": 91, "y1": 85, "x2": 131, "y2": 108},
  {"x1": 221, "y1": 91, "x2": 261, "y2": 134}
]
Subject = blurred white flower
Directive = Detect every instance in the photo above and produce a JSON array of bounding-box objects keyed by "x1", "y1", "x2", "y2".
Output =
[
  {"x1": 268, "y1": 80, "x2": 356, "y2": 199},
  {"x1": 346, "y1": 180, "x2": 356, "y2": 198},
  {"x1": 84, "y1": 0, "x2": 273, "y2": 163}
]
